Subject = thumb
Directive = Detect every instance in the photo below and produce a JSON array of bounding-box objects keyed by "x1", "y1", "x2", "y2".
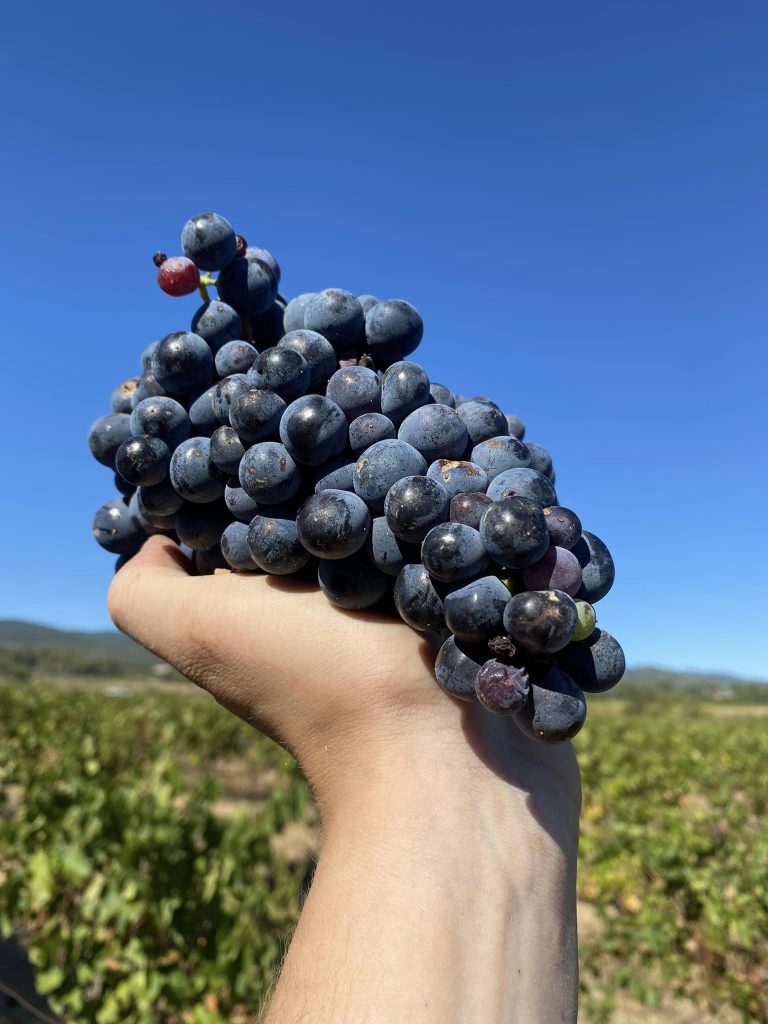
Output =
[{"x1": 108, "y1": 535, "x2": 191, "y2": 657}]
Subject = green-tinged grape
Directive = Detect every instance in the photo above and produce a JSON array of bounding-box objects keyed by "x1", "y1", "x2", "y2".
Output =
[{"x1": 573, "y1": 600, "x2": 597, "y2": 641}]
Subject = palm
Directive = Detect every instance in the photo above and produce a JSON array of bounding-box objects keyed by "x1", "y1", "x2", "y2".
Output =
[
  {"x1": 110, "y1": 536, "x2": 580, "y2": 821},
  {"x1": 170, "y1": 569, "x2": 444, "y2": 731}
]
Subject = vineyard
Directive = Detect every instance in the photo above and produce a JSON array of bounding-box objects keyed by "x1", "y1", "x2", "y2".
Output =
[{"x1": 0, "y1": 681, "x2": 766, "y2": 1024}]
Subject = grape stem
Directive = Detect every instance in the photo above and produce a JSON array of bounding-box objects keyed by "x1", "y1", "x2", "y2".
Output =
[{"x1": 197, "y1": 274, "x2": 216, "y2": 303}]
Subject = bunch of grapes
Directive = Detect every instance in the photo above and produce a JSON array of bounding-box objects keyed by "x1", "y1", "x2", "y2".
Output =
[{"x1": 89, "y1": 212, "x2": 625, "y2": 744}]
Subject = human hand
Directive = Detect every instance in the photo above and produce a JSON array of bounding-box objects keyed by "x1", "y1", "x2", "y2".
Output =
[
  {"x1": 110, "y1": 534, "x2": 582, "y2": 1021},
  {"x1": 108, "y1": 534, "x2": 580, "y2": 830}
]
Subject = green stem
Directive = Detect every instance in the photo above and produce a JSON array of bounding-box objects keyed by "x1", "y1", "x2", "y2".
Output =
[{"x1": 196, "y1": 275, "x2": 216, "y2": 304}]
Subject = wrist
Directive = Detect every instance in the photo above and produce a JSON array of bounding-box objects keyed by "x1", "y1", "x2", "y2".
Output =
[
  {"x1": 304, "y1": 696, "x2": 581, "y2": 861},
  {"x1": 268, "y1": 703, "x2": 581, "y2": 1024}
]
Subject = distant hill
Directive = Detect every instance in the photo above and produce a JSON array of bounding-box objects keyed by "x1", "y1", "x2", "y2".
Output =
[
  {"x1": 0, "y1": 620, "x2": 176, "y2": 680},
  {"x1": 0, "y1": 620, "x2": 157, "y2": 664},
  {"x1": 624, "y1": 666, "x2": 768, "y2": 688},
  {"x1": 0, "y1": 621, "x2": 765, "y2": 697},
  {"x1": 619, "y1": 666, "x2": 768, "y2": 703}
]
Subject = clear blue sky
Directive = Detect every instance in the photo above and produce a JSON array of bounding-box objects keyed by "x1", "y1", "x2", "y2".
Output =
[{"x1": 1, "y1": 1, "x2": 765, "y2": 679}]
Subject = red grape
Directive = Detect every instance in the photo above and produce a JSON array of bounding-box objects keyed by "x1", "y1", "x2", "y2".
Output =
[{"x1": 157, "y1": 256, "x2": 200, "y2": 297}]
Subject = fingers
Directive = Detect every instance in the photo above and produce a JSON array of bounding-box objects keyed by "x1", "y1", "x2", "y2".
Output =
[{"x1": 107, "y1": 535, "x2": 191, "y2": 658}]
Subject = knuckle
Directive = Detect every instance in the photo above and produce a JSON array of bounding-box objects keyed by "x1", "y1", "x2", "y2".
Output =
[{"x1": 171, "y1": 604, "x2": 221, "y2": 686}]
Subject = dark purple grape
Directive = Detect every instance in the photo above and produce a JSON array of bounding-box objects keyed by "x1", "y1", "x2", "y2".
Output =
[
  {"x1": 210, "y1": 426, "x2": 246, "y2": 476},
  {"x1": 381, "y1": 361, "x2": 430, "y2": 426},
  {"x1": 220, "y1": 521, "x2": 257, "y2": 571},
  {"x1": 318, "y1": 552, "x2": 389, "y2": 609},
  {"x1": 211, "y1": 374, "x2": 250, "y2": 425},
  {"x1": 224, "y1": 480, "x2": 259, "y2": 522},
  {"x1": 130, "y1": 397, "x2": 191, "y2": 452},
  {"x1": 486, "y1": 468, "x2": 557, "y2": 507},
  {"x1": 238, "y1": 442, "x2": 300, "y2": 504},
  {"x1": 88, "y1": 413, "x2": 132, "y2": 469},
  {"x1": 443, "y1": 576, "x2": 510, "y2": 643},
  {"x1": 426, "y1": 459, "x2": 488, "y2": 500},
  {"x1": 131, "y1": 372, "x2": 166, "y2": 408},
  {"x1": 514, "y1": 668, "x2": 586, "y2": 743},
  {"x1": 429, "y1": 382, "x2": 455, "y2": 407},
  {"x1": 528, "y1": 442, "x2": 552, "y2": 481},
  {"x1": 304, "y1": 289, "x2": 364, "y2": 357},
  {"x1": 248, "y1": 513, "x2": 310, "y2": 575},
  {"x1": 169, "y1": 437, "x2": 227, "y2": 503},
  {"x1": 111, "y1": 378, "x2": 138, "y2": 413},
  {"x1": 188, "y1": 385, "x2": 220, "y2": 437},
  {"x1": 141, "y1": 342, "x2": 159, "y2": 372},
  {"x1": 229, "y1": 389, "x2": 286, "y2": 443},
  {"x1": 470, "y1": 436, "x2": 531, "y2": 481},
  {"x1": 278, "y1": 330, "x2": 337, "y2": 391},
  {"x1": 282, "y1": 293, "x2": 315, "y2": 333},
  {"x1": 479, "y1": 496, "x2": 549, "y2": 569},
  {"x1": 181, "y1": 212, "x2": 237, "y2": 271},
  {"x1": 245, "y1": 245, "x2": 281, "y2": 285},
  {"x1": 384, "y1": 475, "x2": 449, "y2": 543},
  {"x1": 353, "y1": 439, "x2": 427, "y2": 513},
  {"x1": 367, "y1": 517, "x2": 418, "y2": 577},
  {"x1": 191, "y1": 301, "x2": 242, "y2": 352},
  {"x1": 115, "y1": 436, "x2": 170, "y2": 487},
  {"x1": 313, "y1": 455, "x2": 356, "y2": 493},
  {"x1": 397, "y1": 404, "x2": 469, "y2": 462},
  {"x1": 556, "y1": 629, "x2": 625, "y2": 693},
  {"x1": 505, "y1": 414, "x2": 525, "y2": 440},
  {"x1": 215, "y1": 340, "x2": 258, "y2": 376},
  {"x1": 279, "y1": 395, "x2": 347, "y2": 467},
  {"x1": 193, "y1": 546, "x2": 230, "y2": 575},
  {"x1": 543, "y1": 506, "x2": 582, "y2": 550},
  {"x1": 522, "y1": 546, "x2": 583, "y2": 596},
  {"x1": 137, "y1": 479, "x2": 184, "y2": 517},
  {"x1": 114, "y1": 472, "x2": 136, "y2": 497},
  {"x1": 349, "y1": 413, "x2": 397, "y2": 454},
  {"x1": 421, "y1": 522, "x2": 488, "y2": 583},
  {"x1": 572, "y1": 532, "x2": 616, "y2": 603},
  {"x1": 364, "y1": 300, "x2": 423, "y2": 367},
  {"x1": 247, "y1": 347, "x2": 310, "y2": 402},
  {"x1": 393, "y1": 564, "x2": 445, "y2": 631},
  {"x1": 216, "y1": 255, "x2": 277, "y2": 316},
  {"x1": 92, "y1": 497, "x2": 143, "y2": 555},
  {"x1": 456, "y1": 401, "x2": 509, "y2": 446},
  {"x1": 297, "y1": 490, "x2": 371, "y2": 559},
  {"x1": 152, "y1": 332, "x2": 213, "y2": 395},
  {"x1": 128, "y1": 492, "x2": 175, "y2": 535},
  {"x1": 503, "y1": 589, "x2": 578, "y2": 655},
  {"x1": 327, "y1": 365, "x2": 382, "y2": 421},
  {"x1": 434, "y1": 636, "x2": 484, "y2": 701},
  {"x1": 174, "y1": 504, "x2": 230, "y2": 550},
  {"x1": 449, "y1": 491, "x2": 493, "y2": 530},
  {"x1": 525, "y1": 442, "x2": 554, "y2": 479}
]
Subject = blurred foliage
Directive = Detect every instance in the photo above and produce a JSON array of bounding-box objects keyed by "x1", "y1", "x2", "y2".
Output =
[
  {"x1": 0, "y1": 687, "x2": 309, "y2": 1023},
  {"x1": 575, "y1": 706, "x2": 768, "y2": 1023},
  {"x1": 0, "y1": 682, "x2": 766, "y2": 1022}
]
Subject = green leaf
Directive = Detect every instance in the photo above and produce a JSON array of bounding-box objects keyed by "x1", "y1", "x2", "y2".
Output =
[{"x1": 37, "y1": 966, "x2": 65, "y2": 994}]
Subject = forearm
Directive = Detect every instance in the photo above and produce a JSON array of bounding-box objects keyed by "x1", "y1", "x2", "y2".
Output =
[{"x1": 264, "y1": 722, "x2": 580, "y2": 1024}]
